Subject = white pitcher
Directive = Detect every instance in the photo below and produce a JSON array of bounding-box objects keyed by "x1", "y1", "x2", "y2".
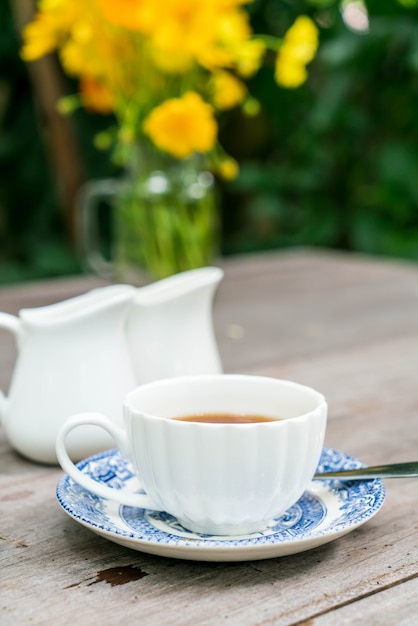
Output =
[
  {"x1": 126, "y1": 267, "x2": 223, "y2": 384},
  {"x1": 0, "y1": 285, "x2": 136, "y2": 464}
]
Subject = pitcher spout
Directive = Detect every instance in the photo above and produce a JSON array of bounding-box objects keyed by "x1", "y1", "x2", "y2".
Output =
[
  {"x1": 126, "y1": 267, "x2": 224, "y2": 384},
  {"x1": 131, "y1": 267, "x2": 223, "y2": 306}
]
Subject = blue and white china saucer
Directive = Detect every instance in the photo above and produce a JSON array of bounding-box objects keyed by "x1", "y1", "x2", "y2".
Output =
[{"x1": 56, "y1": 447, "x2": 385, "y2": 562}]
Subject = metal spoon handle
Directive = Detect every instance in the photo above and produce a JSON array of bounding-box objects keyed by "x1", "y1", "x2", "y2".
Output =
[{"x1": 314, "y1": 461, "x2": 418, "y2": 480}]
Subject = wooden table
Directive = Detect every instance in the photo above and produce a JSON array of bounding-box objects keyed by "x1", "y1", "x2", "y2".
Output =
[{"x1": 1, "y1": 249, "x2": 418, "y2": 625}]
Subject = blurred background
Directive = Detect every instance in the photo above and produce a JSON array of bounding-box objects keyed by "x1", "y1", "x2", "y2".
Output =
[{"x1": 1, "y1": 0, "x2": 418, "y2": 284}]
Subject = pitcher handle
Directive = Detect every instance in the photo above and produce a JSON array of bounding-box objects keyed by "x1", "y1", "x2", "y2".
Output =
[
  {"x1": 56, "y1": 413, "x2": 163, "y2": 510},
  {"x1": 77, "y1": 178, "x2": 122, "y2": 280},
  {"x1": 0, "y1": 313, "x2": 22, "y2": 420}
]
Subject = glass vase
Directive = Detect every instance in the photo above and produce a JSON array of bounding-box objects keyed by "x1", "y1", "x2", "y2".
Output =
[{"x1": 80, "y1": 145, "x2": 219, "y2": 284}]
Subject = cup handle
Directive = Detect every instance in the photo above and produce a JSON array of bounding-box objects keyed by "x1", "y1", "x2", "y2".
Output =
[
  {"x1": 56, "y1": 413, "x2": 163, "y2": 510},
  {"x1": 77, "y1": 178, "x2": 122, "y2": 280}
]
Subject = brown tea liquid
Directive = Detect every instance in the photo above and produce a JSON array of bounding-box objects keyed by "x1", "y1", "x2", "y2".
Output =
[{"x1": 173, "y1": 413, "x2": 281, "y2": 424}]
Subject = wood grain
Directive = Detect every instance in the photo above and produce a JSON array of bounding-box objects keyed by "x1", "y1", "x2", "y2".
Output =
[{"x1": 2, "y1": 249, "x2": 418, "y2": 625}]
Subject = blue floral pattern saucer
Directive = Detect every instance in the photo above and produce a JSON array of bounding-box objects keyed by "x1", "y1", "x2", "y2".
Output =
[{"x1": 56, "y1": 447, "x2": 385, "y2": 562}]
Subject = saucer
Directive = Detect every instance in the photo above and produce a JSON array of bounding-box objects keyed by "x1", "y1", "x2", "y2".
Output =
[{"x1": 56, "y1": 447, "x2": 385, "y2": 562}]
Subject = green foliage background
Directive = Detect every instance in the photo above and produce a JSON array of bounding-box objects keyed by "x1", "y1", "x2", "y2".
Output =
[{"x1": 1, "y1": 0, "x2": 418, "y2": 284}]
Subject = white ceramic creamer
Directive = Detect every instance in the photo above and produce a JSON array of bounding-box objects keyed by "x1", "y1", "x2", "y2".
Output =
[
  {"x1": 0, "y1": 285, "x2": 136, "y2": 464},
  {"x1": 126, "y1": 267, "x2": 223, "y2": 384}
]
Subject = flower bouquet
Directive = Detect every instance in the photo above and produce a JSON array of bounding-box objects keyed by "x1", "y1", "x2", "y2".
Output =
[{"x1": 21, "y1": 0, "x2": 319, "y2": 280}]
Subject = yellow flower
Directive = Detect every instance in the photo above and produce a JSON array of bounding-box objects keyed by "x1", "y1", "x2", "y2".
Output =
[
  {"x1": 21, "y1": 14, "x2": 59, "y2": 60},
  {"x1": 282, "y1": 16, "x2": 319, "y2": 63},
  {"x1": 211, "y1": 71, "x2": 246, "y2": 110},
  {"x1": 20, "y1": 0, "x2": 74, "y2": 61},
  {"x1": 233, "y1": 39, "x2": 266, "y2": 77},
  {"x1": 79, "y1": 76, "x2": 114, "y2": 114},
  {"x1": 96, "y1": 0, "x2": 156, "y2": 31},
  {"x1": 143, "y1": 92, "x2": 218, "y2": 158},
  {"x1": 148, "y1": 2, "x2": 228, "y2": 73},
  {"x1": 61, "y1": 32, "x2": 94, "y2": 76},
  {"x1": 199, "y1": 8, "x2": 252, "y2": 71},
  {"x1": 275, "y1": 16, "x2": 319, "y2": 88},
  {"x1": 218, "y1": 157, "x2": 239, "y2": 180},
  {"x1": 275, "y1": 61, "x2": 308, "y2": 89}
]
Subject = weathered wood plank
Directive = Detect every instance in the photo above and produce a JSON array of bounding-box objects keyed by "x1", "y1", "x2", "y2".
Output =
[{"x1": 307, "y1": 576, "x2": 418, "y2": 626}]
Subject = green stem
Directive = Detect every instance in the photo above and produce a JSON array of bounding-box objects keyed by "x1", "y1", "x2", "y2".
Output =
[{"x1": 255, "y1": 34, "x2": 282, "y2": 52}]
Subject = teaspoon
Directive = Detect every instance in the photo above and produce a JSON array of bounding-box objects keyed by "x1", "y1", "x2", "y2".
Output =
[{"x1": 314, "y1": 461, "x2": 418, "y2": 480}]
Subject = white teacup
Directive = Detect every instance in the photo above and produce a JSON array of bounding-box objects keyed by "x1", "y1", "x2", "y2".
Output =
[{"x1": 56, "y1": 375, "x2": 327, "y2": 536}]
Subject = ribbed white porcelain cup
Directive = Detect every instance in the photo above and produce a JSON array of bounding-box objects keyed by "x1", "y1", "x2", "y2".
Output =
[{"x1": 56, "y1": 375, "x2": 327, "y2": 536}]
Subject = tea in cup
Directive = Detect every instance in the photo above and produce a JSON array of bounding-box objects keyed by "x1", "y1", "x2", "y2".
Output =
[{"x1": 56, "y1": 374, "x2": 327, "y2": 536}]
